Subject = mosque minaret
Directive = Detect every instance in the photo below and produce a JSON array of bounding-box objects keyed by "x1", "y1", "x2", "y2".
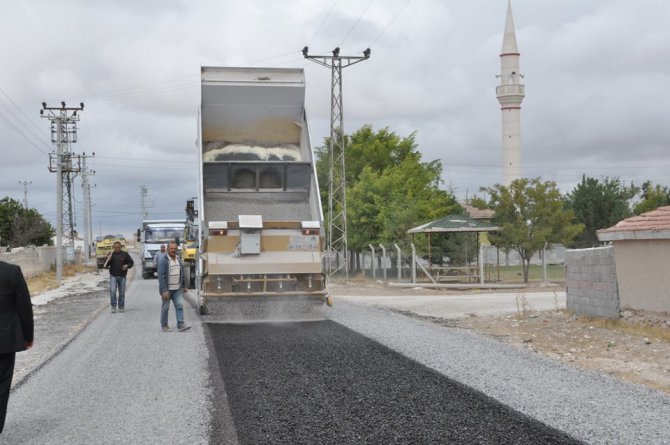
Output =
[{"x1": 496, "y1": 0, "x2": 525, "y2": 185}]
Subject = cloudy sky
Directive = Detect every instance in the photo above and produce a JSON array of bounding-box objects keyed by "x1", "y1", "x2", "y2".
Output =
[{"x1": 1, "y1": 0, "x2": 669, "y2": 239}]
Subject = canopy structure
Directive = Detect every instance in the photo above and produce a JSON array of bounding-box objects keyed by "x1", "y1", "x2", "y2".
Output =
[
  {"x1": 407, "y1": 214, "x2": 500, "y2": 234},
  {"x1": 407, "y1": 214, "x2": 501, "y2": 284}
]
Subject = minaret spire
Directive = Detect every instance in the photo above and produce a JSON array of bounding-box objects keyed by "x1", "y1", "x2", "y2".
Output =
[{"x1": 496, "y1": 0, "x2": 525, "y2": 185}]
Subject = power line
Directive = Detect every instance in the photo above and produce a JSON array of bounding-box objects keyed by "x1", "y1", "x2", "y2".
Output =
[
  {"x1": 0, "y1": 86, "x2": 50, "y2": 141},
  {"x1": 308, "y1": 0, "x2": 340, "y2": 45},
  {"x1": 370, "y1": 0, "x2": 411, "y2": 47},
  {"x1": 340, "y1": 0, "x2": 375, "y2": 47},
  {"x1": 0, "y1": 104, "x2": 50, "y2": 155}
]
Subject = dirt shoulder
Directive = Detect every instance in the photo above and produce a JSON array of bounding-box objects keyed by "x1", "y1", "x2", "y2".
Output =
[{"x1": 329, "y1": 280, "x2": 670, "y2": 395}]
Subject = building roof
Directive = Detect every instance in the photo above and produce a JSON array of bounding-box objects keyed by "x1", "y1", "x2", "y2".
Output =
[
  {"x1": 597, "y1": 206, "x2": 670, "y2": 241},
  {"x1": 463, "y1": 204, "x2": 495, "y2": 220},
  {"x1": 407, "y1": 214, "x2": 500, "y2": 234}
]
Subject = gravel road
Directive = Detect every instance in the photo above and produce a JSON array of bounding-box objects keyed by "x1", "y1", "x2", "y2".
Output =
[{"x1": 0, "y1": 264, "x2": 211, "y2": 445}]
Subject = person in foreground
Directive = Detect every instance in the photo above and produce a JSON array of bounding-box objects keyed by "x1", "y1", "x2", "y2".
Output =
[
  {"x1": 105, "y1": 241, "x2": 134, "y2": 313},
  {"x1": 157, "y1": 241, "x2": 191, "y2": 332},
  {"x1": 0, "y1": 261, "x2": 34, "y2": 434}
]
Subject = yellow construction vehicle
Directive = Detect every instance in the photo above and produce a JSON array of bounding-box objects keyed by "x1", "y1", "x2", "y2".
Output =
[{"x1": 95, "y1": 235, "x2": 127, "y2": 269}]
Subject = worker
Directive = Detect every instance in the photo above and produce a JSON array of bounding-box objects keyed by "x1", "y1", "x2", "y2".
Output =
[
  {"x1": 157, "y1": 241, "x2": 191, "y2": 332},
  {"x1": 153, "y1": 244, "x2": 167, "y2": 271},
  {"x1": 0, "y1": 261, "x2": 34, "y2": 433},
  {"x1": 105, "y1": 241, "x2": 134, "y2": 313}
]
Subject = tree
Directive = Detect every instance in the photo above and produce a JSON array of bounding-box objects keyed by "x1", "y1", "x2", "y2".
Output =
[
  {"x1": 564, "y1": 175, "x2": 637, "y2": 247},
  {"x1": 633, "y1": 181, "x2": 670, "y2": 215},
  {"x1": 316, "y1": 126, "x2": 461, "y2": 271},
  {"x1": 0, "y1": 197, "x2": 54, "y2": 247},
  {"x1": 481, "y1": 178, "x2": 583, "y2": 283}
]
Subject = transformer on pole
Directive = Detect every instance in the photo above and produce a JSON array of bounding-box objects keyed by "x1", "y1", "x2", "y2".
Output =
[
  {"x1": 303, "y1": 46, "x2": 370, "y2": 280},
  {"x1": 40, "y1": 101, "x2": 84, "y2": 283}
]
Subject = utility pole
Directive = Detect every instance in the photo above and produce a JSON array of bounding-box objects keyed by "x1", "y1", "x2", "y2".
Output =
[
  {"x1": 303, "y1": 46, "x2": 370, "y2": 280},
  {"x1": 139, "y1": 185, "x2": 149, "y2": 220},
  {"x1": 18, "y1": 180, "x2": 32, "y2": 208},
  {"x1": 81, "y1": 152, "x2": 96, "y2": 262},
  {"x1": 41, "y1": 101, "x2": 84, "y2": 283}
]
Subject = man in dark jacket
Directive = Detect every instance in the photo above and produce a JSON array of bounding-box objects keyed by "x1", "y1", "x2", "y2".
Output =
[
  {"x1": 105, "y1": 241, "x2": 134, "y2": 313},
  {"x1": 0, "y1": 261, "x2": 34, "y2": 434}
]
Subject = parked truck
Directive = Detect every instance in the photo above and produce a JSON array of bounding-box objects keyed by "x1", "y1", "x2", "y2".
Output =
[
  {"x1": 197, "y1": 66, "x2": 330, "y2": 318},
  {"x1": 136, "y1": 220, "x2": 185, "y2": 279}
]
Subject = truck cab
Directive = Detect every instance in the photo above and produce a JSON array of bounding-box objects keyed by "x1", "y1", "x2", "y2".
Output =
[{"x1": 137, "y1": 220, "x2": 185, "y2": 279}]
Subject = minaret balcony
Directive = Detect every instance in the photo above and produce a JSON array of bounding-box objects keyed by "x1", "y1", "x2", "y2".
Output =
[{"x1": 496, "y1": 84, "x2": 525, "y2": 97}]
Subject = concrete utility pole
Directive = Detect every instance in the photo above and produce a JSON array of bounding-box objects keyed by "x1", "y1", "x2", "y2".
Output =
[
  {"x1": 81, "y1": 152, "x2": 95, "y2": 262},
  {"x1": 303, "y1": 46, "x2": 370, "y2": 280},
  {"x1": 41, "y1": 101, "x2": 84, "y2": 283},
  {"x1": 496, "y1": 0, "x2": 525, "y2": 185},
  {"x1": 139, "y1": 185, "x2": 149, "y2": 220},
  {"x1": 18, "y1": 180, "x2": 32, "y2": 208}
]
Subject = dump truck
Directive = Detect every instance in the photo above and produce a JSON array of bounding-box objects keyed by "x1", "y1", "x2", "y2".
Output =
[
  {"x1": 136, "y1": 220, "x2": 185, "y2": 279},
  {"x1": 95, "y1": 235, "x2": 127, "y2": 269},
  {"x1": 197, "y1": 66, "x2": 330, "y2": 319}
]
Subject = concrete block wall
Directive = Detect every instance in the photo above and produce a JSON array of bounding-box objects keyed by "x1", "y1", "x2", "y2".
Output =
[
  {"x1": 482, "y1": 244, "x2": 566, "y2": 266},
  {"x1": 0, "y1": 246, "x2": 58, "y2": 277},
  {"x1": 565, "y1": 246, "x2": 619, "y2": 319}
]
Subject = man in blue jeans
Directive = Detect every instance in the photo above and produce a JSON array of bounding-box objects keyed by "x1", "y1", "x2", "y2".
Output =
[
  {"x1": 157, "y1": 241, "x2": 191, "y2": 332},
  {"x1": 105, "y1": 241, "x2": 134, "y2": 313}
]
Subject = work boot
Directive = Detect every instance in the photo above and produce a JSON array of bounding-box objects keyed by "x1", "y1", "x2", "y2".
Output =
[
  {"x1": 162, "y1": 325, "x2": 172, "y2": 332},
  {"x1": 178, "y1": 324, "x2": 191, "y2": 332},
  {"x1": 119, "y1": 307, "x2": 125, "y2": 313},
  {"x1": 111, "y1": 306, "x2": 117, "y2": 313}
]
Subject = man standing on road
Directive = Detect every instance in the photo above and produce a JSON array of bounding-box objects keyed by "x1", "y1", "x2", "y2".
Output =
[
  {"x1": 153, "y1": 244, "x2": 166, "y2": 272},
  {"x1": 157, "y1": 241, "x2": 191, "y2": 332},
  {"x1": 0, "y1": 261, "x2": 34, "y2": 434},
  {"x1": 105, "y1": 241, "x2": 134, "y2": 313}
]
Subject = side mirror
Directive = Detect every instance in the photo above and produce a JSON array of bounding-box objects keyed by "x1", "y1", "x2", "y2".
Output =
[
  {"x1": 136, "y1": 229, "x2": 141, "y2": 242},
  {"x1": 175, "y1": 236, "x2": 181, "y2": 246}
]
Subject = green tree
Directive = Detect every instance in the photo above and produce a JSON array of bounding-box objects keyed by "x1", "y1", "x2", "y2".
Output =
[
  {"x1": 0, "y1": 197, "x2": 54, "y2": 247},
  {"x1": 316, "y1": 126, "x2": 461, "y2": 271},
  {"x1": 481, "y1": 178, "x2": 583, "y2": 283},
  {"x1": 633, "y1": 181, "x2": 670, "y2": 215},
  {"x1": 564, "y1": 175, "x2": 637, "y2": 247}
]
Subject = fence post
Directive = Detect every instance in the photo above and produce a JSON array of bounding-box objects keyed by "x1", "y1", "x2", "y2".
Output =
[
  {"x1": 479, "y1": 244, "x2": 484, "y2": 284},
  {"x1": 393, "y1": 244, "x2": 402, "y2": 282},
  {"x1": 542, "y1": 242, "x2": 548, "y2": 286},
  {"x1": 410, "y1": 243, "x2": 416, "y2": 284},
  {"x1": 379, "y1": 244, "x2": 387, "y2": 281},
  {"x1": 368, "y1": 244, "x2": 376, "y2": 279}
]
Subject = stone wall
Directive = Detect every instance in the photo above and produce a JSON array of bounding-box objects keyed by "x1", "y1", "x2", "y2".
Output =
[
  {"x1": 0, "y1": 246, "x2": 70, "y2": 277},
  {"x1": 565, "y1": 246, "x2": 619, "y2": 319}
]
